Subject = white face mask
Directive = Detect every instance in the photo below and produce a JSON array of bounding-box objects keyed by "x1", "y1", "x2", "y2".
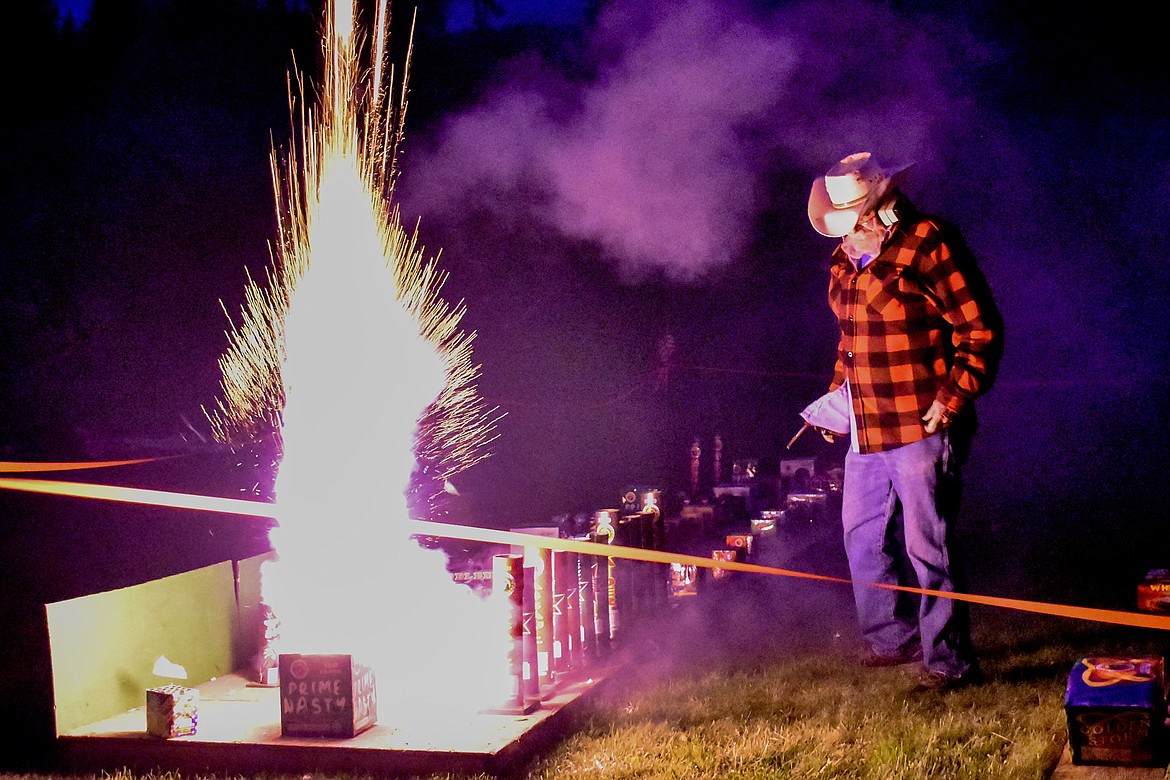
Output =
[{"x1": 841, "y1": 216, "x2": 888, "y2": 265}]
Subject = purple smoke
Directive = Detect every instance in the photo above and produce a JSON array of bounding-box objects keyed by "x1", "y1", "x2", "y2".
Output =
[
  {"x1": 396, "y1": 0, "x2": 1170, "y2": 552},
  {"x1": 398, "y1": 0, "x2": 1019, "y2": 281}
]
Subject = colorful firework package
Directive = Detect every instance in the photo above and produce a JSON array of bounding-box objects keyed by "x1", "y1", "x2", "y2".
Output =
[
  {"x1": 1064, "y1": 655, "x2": 1167, "y2": 766},
  {"x1": 725, "y1": 534, "x2": 753, "y2": 560},
  {"x1": 1137, "y1": 569, "x2": 1170, "y2": 614},
  {"x1": 146, "y1": 684, "x2": 198, "y2": 738},
  {"x1": 710, "y1": 549, "x2": 738, "y2": 580}
]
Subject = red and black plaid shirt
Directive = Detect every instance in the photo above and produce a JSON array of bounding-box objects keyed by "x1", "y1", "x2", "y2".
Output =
[{"x1": 827, "y1": 202, "x2": 1002, "y2": 453}]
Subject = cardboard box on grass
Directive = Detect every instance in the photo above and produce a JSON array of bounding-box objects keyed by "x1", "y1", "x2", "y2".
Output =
[{"x1": 1065, "y1": 655, "x2": 1167, "y2": 766}]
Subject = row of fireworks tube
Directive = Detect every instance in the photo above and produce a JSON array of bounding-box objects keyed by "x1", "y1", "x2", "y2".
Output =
[{"x1": 492, "y1": 497, "x2": 671, "y2": 712}]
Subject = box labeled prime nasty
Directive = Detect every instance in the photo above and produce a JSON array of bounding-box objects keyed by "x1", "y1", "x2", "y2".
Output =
[
  {"x1": 1065, "y1": 655, "x2": 1167, "y2": 766},
  {"x1": 1138, "y1": 570, "x2": 1170, "y2": 614},
  {"x1": 146, "y1": 684, "x2": 198, "y2": 738},
  {"x1": 279, "y1": 654, "x2": 377, "y2": 738}
]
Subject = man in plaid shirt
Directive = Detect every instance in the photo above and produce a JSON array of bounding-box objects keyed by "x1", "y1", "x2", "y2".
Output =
[{"x1": 807, "y1": 152, "x2": 1002, "y2": 691}]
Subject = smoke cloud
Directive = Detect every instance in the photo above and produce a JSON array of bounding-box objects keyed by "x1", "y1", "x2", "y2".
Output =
[
  {"x1": 393, "y1": 0, "x2": 1170, "y2": 555},
  {"x1": 399, "y1": 0, "x2": 1006, "y2": 281}
]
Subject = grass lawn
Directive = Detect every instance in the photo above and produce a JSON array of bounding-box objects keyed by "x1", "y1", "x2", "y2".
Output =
[{"x1": 510, "y1": 584, "x2": 1169, "y2": 780}]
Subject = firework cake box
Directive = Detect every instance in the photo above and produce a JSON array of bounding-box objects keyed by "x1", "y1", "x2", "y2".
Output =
[
  {"x1": 146, "y1": 684, "x2": 198, "y2": 738},
  {"x1": 725, "y1": 534, "x2": 754, "y2": 560},
  {"x1": 1137, "y1": 569, "x2": 1170, "y2": 614},
  {"x1": 279, "y1": 654, "x2": 377, "y2": 738},
  {"x1": 1064, "y1": 655, "x2": 1168, "y2": 766}
]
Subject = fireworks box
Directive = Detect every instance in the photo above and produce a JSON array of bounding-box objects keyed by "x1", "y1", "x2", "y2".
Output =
[
  {"x1": 1064, "y1": 655, "x2": 1168, "y2": 766},
  {"x1": 750, "y1": 510, "x2": 780, "y2": 535},
  {"x1": 725, "y1": 534, "x2": 753, "y2": 560},
  {"x1": 710, "y1": 549, "x2": 739, "y2": 580},
  {"x1": 670, "y1": 563, "x2": 698, "y2": 597},
  {"x1": 146, "y1": 684, "x2": 198, "y2": 738},
  {"x1": 279, "y1": 654, "x2": 377, "y2": 738},
  {"x1": 1138, "y1": 569, "x2": 1170, "y2": 614}
]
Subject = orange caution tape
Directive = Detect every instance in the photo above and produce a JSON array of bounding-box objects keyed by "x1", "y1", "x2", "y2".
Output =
[
  {"x1": 421, "y1": 521, "x2": 1170, "y2": 632},
  {"x1": 2, "y1": 476, "x2": 1169, "y2": 633},
  {"x1": 0, "y1": 457, "x2": 167, "y2": 473},
  {"x1": 0, "y1": 478, "x2": 275, "y2": 517}
]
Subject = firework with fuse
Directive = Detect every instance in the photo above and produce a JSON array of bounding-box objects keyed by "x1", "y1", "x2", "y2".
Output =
[{"x1": 205, "y1": 0, "x2": 512, "y2": 715}]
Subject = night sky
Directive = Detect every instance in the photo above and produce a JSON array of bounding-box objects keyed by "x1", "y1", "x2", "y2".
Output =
[{"x1": 4, "y1": 0, "x2": 1169, "y2": 606}]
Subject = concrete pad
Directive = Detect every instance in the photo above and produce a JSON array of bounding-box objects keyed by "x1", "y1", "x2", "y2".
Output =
[{"x1": 58, "y1": 670, "x2": 609, "y2": 778}]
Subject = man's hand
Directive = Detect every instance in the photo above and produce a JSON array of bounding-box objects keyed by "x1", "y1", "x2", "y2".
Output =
[
  {"x1": 922, "y1": 400, "x2": 953, "y2": 434},
  {"x1": 816, "y1": 427, "x2": 839, "y2": 443}
]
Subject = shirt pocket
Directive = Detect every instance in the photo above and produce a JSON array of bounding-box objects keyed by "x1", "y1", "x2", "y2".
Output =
[
  {"x1": 828, "y1": 265, "x2": 848, "y2": 315},
  {"x1": 863, "y1": 265, "x2": 919, "y2": 317}
]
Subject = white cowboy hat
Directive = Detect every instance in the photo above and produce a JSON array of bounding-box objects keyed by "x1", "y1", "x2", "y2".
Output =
[{"x1": 807, "y1": 152, "x2": 912, "y2": 237}]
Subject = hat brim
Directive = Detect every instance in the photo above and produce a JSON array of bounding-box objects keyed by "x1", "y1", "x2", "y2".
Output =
[
  {"x1": 808, "y1": 176, "x2": 859, "y2": 237},
  {"x1": 807, "y1": 163, "x2": 913, "y2": 238}
]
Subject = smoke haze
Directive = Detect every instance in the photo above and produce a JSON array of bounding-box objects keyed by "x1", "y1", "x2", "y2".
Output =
[
  {"x1": 394, "y1": 0, "x2": 1170, "y2": 584},
  {"x1": 399, "y1": 0, "x2": 1016, "y2": 281},
  {"x1": 6, "y1": 0, "x2": 1167, "y2": 603}
]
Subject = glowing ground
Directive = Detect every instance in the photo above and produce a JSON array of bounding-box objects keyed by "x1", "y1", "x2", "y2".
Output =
[{"x1": 57, "y1": 670, "x2": 610, "y2": 778}]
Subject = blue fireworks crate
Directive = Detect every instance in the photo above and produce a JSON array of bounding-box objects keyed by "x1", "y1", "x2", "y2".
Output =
[{"x1": 1065, "y1": 655, "x2": 1167, "y2": 766}]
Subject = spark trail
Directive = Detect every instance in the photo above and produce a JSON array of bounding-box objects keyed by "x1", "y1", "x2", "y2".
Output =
[{"x1": 205, "y1": 0, "x2": 507, "y2": 713}]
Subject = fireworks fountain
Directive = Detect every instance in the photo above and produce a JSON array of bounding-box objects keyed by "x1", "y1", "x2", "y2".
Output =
[
  {"x1": 5, "y1": 2, "x2": 679, "y2": 769},
  {"x1": 208, "y1": 0, "x2": 507, "y2": 716}
]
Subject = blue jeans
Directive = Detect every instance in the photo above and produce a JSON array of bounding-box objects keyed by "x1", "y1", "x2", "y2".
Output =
[{"x1": 841, "y1": 431, "x2": 973, "y2": 677}]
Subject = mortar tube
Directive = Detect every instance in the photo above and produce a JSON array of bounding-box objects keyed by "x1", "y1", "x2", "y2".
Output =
[
  {"x1": 636, "y1": 512, "x2": 655, "y2": 620},
  {"x1": 492, "y1": 553, "x2": 526, "y2": 710},
  {"x1": 636, "y1": 511, "x2": 652, "y2": 611},
  {"x1": 578, "y1": 554, "x2": 598, "y2": 665},
  {"x1": 565, "y1": 551, "x2": 583, "y2": 673},
  {"x1": 608, "y1": 555, "x2": 620, "y2": 642},
  {"x1": 648, "y1": 507, "x2": 670, "y2": 607},
  {"x1": 522, "y1": 565, "x2": 541, "y2": 701},
  {"x1": 593, "y1": 549, "x2": 611, "y2": 655},
  {"x1": 643, "y1": 515, "x2": 664, "y2": 610},
  {"x1": 534, "y1": 546, "x2": 554, "y2": 686},
  {"x1": 595, "y1": 510, "x2": 619, "y2": 644},
  {"x1": 616, "y1": 516, "x2": 641, "y2": 624},
  {"x1": 551, "y1": 549, "x2": 572, "y2": 681}
]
